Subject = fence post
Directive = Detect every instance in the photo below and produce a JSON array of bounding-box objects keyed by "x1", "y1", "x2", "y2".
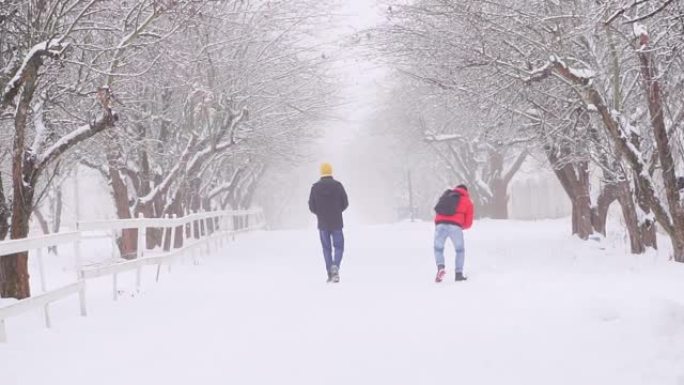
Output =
[
  {"x1": 36, "y1": 247, "x2": 47, "y2": 293},
  {"x1": 204, "y1": 217, "x2": 210, "y2": 254},
  {"x1": 0, "y1": 319, "x2": 6, "y2": 343},
  {"x1": 214, "y1": 215, "x2": 220, "y2": 250},
  {"x1": 113, "y1": 273, "x2": 118, "y2": 301},
  {"x1": 73, "y1": 229, "x2": 87, "y2": 317},
  {"x1": 110, "y1": 230, "x2": 118, "y2": 259},
  {"x1": 168, "y1": 214, "x2": 177, "y2": 273},
  {"x1": 162, "y1": 214, "x2": 171, "y2": 252},
  {"x1": 156, "y1": 214, "x2": 170, "y2": 282},
  {"x1": 220, "y1": 215, "x2": 226, "y2": 248},
  {"x1": 231, "y1": 213, "x2": 236, "y2": 241},
  {"x1": 35, "y1": 247, "x2": 51, "y2": 328},
  {"x1": 180, "y1": 217, "x2": 187, "y2": 265},
  {"x1": 211, "y1": 218, "x2": 216, "y2": 252},
  {"x1": 136, "y1": 213, "x2": 146, "y2": 291}
]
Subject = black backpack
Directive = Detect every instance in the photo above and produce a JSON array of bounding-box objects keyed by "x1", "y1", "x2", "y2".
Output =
[{"x1": 434, "y1": 189, "x2": 461, "y2": 216}]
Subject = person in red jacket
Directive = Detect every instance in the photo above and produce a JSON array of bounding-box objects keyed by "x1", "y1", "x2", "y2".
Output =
[{"x1": 433, "y1": 184, "x2": 474, "y2": 282}]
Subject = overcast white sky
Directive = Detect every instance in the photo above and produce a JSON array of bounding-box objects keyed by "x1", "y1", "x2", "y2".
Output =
[
  {"x1": 267, "y1": 1, "x2": 395, "y2": 228},
  {"x1": 317, "y1": 0, "x2": 386, "y2": 153}
]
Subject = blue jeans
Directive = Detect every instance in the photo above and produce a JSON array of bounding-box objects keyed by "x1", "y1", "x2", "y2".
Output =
[
  {"x1": 434, "y1": 224, "x2": 465, "y2": 273},
  {"x1": 319, "y1": 229, "x2": 344, "y2": 273}
]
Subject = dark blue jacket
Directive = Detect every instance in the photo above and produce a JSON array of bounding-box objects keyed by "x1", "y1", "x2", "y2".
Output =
[{"x1": 308, "y1": 177, "x2": 349, "y2": 231}]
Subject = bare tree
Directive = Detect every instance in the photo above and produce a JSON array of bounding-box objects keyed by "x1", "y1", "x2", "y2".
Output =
[
  {"x1": 0, "y1": 0, "x2": 120, "y2": 299},
  {"x1": 377, "y1": 0, "x2": 684, "y2": 259}
]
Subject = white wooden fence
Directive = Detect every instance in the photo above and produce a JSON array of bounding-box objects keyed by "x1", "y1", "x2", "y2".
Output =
[{"x1": 0, "y1": 209, "x2": 265, "y2": 342}]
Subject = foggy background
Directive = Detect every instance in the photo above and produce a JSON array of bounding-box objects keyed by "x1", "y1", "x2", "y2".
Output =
[
  {"x1": 250, "y1": 0, "x2": 569, "y2": 230},
  {"x1": 43, "y1": 0, "x2": 570, "y2": 233}
]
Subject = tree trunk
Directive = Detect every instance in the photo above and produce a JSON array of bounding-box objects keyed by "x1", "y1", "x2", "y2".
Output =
[
  {"x1": 1, "y1": 189, "x2": 35, "y2": 299},
  {"x1": 0, "y1": 62, "x2": 38, "y2": 299},
  {"x1": 52, "y1": 188, "x2": 63, "y2": 233},
  {"x1": 589, "y1": 180, "x2": 647, "y2": 254},
  {"x1": 202, "y1": 197, "x2": 215, "y2": 234},
  {"x1": 590, "y1": 184, "x2": 617, "y2": 236},
  {"x1": 0, "y1": 172, "x2": 10, "y2": 240},
  {"x1": 530, "y1": 47, "x2": 675, "y2": 256},
  {"x1": 149, "y1": 174, "x2": 166, "y2": 249},
  {"x1": 632, "y1": 175, "x2": 658, "y2": 249},
  {"x1": 34, "y1": 208, "x2": 50, "y2": 235},
  {"x1": 487, "y1": 150, "x2": 507, "y2": 219},
  {"x1": 49, "y1": 188, "x2": 63, "y2": 254},
  {"x1": 636, "y1": 30, "x2": 684, "y2": 262},
  {"x1": 599, "y1": 23, "x2": 647, "y2": 254},
  {"x1": 162, "y1": 187, "x2": 188, "y2": 250},
  {"x1": 189, "y1": 178, "x2": 202, "y2": 239},
  {"x1": 615, "y1": 181, "x2": 646, "y2": 254},
  {"x1": 671, "y1": 234, "x2": 684, "y2": 263},
  {"x1": 136, "y1": 138, "x2": 162, "y2": 250},
  {"x1": 550, "y1": 157, "x2": 593, "y2": 240},
  {"x1": 572, "y1": 198, "x2": 593, "y2": 240},
  {"x1": 108, "y1": 154, "x2": 137, "y2": 260},
  {"x1": 490, "y1": 178, "x2": 508, "y2": 219}
]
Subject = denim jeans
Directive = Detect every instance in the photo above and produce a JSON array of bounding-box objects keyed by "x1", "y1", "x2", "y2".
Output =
[
  {"x1": 319, "y1": 229, "x2": 344, "y2": 273},
  {"x1": 434, "y1": 224, "x2": 465, "y2": 272}
]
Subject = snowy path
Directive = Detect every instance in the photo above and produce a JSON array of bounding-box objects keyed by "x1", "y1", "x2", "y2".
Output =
[{"x1": 2, "y1": 220, "x2": 684, "y2": 385}]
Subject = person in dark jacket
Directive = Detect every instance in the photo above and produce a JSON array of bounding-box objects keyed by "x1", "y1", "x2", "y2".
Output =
[
  {"x1": 308, "y1": 162, "x2": 349, "y2": 283},
  {"x1": 433, "y1": 184, "x2": 474, "y2": 283}
]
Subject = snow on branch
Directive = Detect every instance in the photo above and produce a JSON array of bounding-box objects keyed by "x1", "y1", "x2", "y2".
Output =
[
  {"x1": 503, "y1": 150, "x2": 529, "y2": 185},
  {"x1": 137, "y1": 136, "x2": 197, "y2": 206},
  {"x1": 523, "y1": 61, "x2": 554, "y2": 83},
  {"x1": 0, "y1": 50, "x2": 19, "y2": 81},
  {"x1": 517, "y1": 53, "x2": 673, "y2": 232},
  {"x1": 424, "y1": 133, "x2": 466, "y2": 143},
  {"x1": 524, "y1": 56, "x2": 595, "y2": 86},
  {"x1": 628, "y1": 0, "x2": 676, "y2": 24},
  {"x1": 604, "y1": 0, "x2": 650, "y2": 25},
  {"x1": 30, "y1": 96, "x2": 48, "y2": 155},
  {"x1": 633, "y1": 23, "x2": 649, "y2": 48},
  {"x1": 475, "y1": 174, "x2": 494, "y2": 199},
  {"x1": 1, "y1": 39, "x2": 67, "y2": 108},
  {"x1": 37, "y1": 105, "x2": 116, "y2": 170},
  {"x1": 105, "y1": 0, "x2": 178, "y2": 86},
  {"x1": 208, "y1": 167, "x2": 247, "y2": 200},
  {"x1": 185, "y1": 106, "x2": 249, "y2": 175},
  {"x1": 605, "y1": 0, "x2": 674, "y2": 25}
]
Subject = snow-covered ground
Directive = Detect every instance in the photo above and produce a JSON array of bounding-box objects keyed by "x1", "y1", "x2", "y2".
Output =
[{"x1": 2, "y1": 219, "x2": 684, "y2": 384}]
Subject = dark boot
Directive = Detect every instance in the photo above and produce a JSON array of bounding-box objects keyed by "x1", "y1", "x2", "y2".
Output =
[{"x1": 455, "y1": 272, "x2": 468, "y2": 281}]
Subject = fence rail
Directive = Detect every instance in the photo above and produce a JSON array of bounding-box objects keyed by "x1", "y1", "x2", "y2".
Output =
[
  {"x1": 0, "y1": 208, "x2": 264, "y2": 342},
  {"x1": 0, "y1": 232, "x2": 81, "y2": 256}
]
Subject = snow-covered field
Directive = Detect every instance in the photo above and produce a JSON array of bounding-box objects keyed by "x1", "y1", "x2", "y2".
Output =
[{"x1": 2, "y1": 219, "x2": 684, "y2": 385}]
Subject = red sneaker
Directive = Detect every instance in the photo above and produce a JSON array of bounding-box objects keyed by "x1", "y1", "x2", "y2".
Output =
[{"x1": 435, "y1": 268, "x2": 446, "y2": 283}]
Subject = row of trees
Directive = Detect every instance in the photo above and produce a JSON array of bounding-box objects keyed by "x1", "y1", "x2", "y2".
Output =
[
  {"x1": 0, "y1": 0, "x2": 333, "y2": 299},
  {"x1": 375, "y1": 0, "x2": 684, "y2": 260}
]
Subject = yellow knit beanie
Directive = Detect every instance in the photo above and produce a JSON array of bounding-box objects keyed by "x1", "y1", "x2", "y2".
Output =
[{"x1": 320, "y1": 162, "x2": 333, "y2": 177}]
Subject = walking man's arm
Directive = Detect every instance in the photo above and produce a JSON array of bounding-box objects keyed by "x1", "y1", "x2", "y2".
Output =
[
  {"x1": 340, "y1": 184, "x2": 349, "y2": 211},
  {"x1": 308, "y1": 185, "x2": 317, "y2": 214}
]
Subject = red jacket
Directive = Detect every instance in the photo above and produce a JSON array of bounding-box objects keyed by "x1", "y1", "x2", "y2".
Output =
[{"x1": 434, "y1": 187, "x2": 474, "y2": 229}]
